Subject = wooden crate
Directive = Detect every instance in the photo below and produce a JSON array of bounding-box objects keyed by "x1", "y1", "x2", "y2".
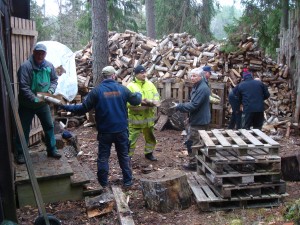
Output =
[
  {"x1": 156, "y1": 80, "x2": 226, "y2": 127},
  {"x1": 156, "y1": 79, "x2": 189, "y2": 103}
]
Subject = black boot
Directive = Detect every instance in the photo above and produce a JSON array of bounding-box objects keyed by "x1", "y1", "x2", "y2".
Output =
[
  {"x1": 47, "y1": 151, "x2": 62, "y2": 159},
  {"x1": 145, "y1": 153, "x2": 157, "y2": 161}
]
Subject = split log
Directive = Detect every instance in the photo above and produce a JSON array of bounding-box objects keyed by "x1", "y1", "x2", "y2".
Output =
[
  {"x1": 85, "y1": 190, "x2": 115, "y2": 218},
  {"x1": 140, "y1": 170, "x2": 192, "y2": 213}
]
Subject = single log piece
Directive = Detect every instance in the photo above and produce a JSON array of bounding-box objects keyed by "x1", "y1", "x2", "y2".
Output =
[
  {"x1": 140, "y1": 170, "x2": 192, "y2": 213},
  {"x1": 281, "y1": 154, "x2": 300, "y2": 181}
]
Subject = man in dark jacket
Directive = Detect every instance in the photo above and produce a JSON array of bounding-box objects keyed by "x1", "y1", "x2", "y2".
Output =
[
  {"x1": 173, "y1": 68, "x2": 211, "y2": 170},
  {"x1": 236, "y1": 71, "x2": 270, "y2": 129},
  {"x1": 15, "y1": 43, "x2": 61, "y2": 164},
  {"x1": 228, "y1": 85, "x2": 242, "y2": 129},
  {"x1": 60, "y1": 66, "x2": 142, "y2": 188}
]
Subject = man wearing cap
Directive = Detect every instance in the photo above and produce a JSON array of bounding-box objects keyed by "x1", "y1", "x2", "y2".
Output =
[
  {"x1": 172, "y1": 68, "x2": 211, "y2": 170},
  {"x1": 15, "y1": 43, "x2": 61, "y2": 164},
  {"x1": 60, "y1": 66, "x2": 142, "y2": 188},
  {"x1": 127, "y1": 65, "x2": 160, "y2": 161},
  {"x1": 202, "y1": 66, "x2": 221, "y2": 104},
  {"x1": 236, "y1": 70, "x2": 270, "y2": 129}
]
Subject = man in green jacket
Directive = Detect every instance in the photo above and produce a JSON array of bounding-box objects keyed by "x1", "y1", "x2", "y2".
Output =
[
  {"x1": 127, "y1": 65, "x2": 160, "y2": 161},
  {"x1": 15, "y1": 43, "x2": 61, "y2": 164}
]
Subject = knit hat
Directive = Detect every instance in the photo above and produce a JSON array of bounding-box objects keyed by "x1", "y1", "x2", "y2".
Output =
[
  {"x1": 62, "y1": 130, "x2": 73, "y2": 139},
  {"x1": 34, "y1": 43, "x2": 47, "y2": 52},
  {"x1": 134, "y1": 65, "x2": 146, "y2": 74},
  {"x1": 202, "y1": 66, "x2": 212, "y2": 72},
  {"x1": 242, "y1": 71, "x2": 253, "y2": 79},
  {"x1": 102, "y1": 66, "x2": 116, "y2": 76}
]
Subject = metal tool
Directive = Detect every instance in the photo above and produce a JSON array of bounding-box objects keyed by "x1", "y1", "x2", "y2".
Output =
[{"x1": 0, "y1": 40, "x2": 60, "y2": 225}]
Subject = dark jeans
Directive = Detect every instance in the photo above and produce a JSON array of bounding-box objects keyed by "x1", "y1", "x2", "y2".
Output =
[
  {"x1": 185, "y1": 124, "x2": 209, "y2": 165},
  {"x1": 97, "y1": 130, "x2": 132, "y2": 187},
  {"x1": 15, "y1": 104, "x2": 56, "y2": 156},
  {"x1": 228, "y1": 110, "x2": 242, "y2": 129},
  {"x1": 242, "y1": 112, "x2": 264, "y2": 129}
]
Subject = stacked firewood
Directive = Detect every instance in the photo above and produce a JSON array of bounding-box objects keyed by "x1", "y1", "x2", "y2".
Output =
[
  {"x1": 73, "y1": 31, "x2": 295, "y2": 131},
  {"x1": 221, "y1": 36, "x2": 295, "y2": 131}
]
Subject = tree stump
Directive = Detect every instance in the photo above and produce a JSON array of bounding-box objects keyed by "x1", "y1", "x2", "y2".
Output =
[{"x1": 140, "y1": 169, "x2": 191, "y2": 213}]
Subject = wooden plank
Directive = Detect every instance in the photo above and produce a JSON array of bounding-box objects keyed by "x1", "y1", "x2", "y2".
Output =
[
  {"x1": 11, "y1": 28, "x2": 38, "y2": 36},
  {"x1": 239, "y1": 129, "x2": 264, "y2": 146},
  {"x1": 211, "y1": 129, "x2": 232, "y2": 147},
  {"x1": 111, "y1": 186, "x2": 135, "y2": 225},
  {"x1": 251, "y1": 129, "x2": 280, "y2": 146},
  {"x1": 186, "y1": 173, "x2": 208, "y2": 201},
  {"x1": 198, "y1": 130, "x2": 216, "y2": 149},
  {"x1": 226, "y1": 129, "x2": 248, "y2": 147}
]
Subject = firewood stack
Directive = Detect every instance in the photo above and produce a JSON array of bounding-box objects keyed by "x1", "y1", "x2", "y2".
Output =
[
  {"x1": 73, "y1": 31, "x2": 295, "y2": 132},
  {"x1": 221, "y1": 36, "x2": 295, "y2": 131}
]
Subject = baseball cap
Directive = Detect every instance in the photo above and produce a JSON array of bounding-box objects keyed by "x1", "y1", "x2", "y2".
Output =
[
  {"x1": 134, "y1": 65, "x2": 146, "y2": 74},
  {"x1": 34, "y1": 43, "x2": 47, "y2": 52},
  {"x1": 102, "y1": 66, "x2": 116, "y2": 76},
  {"x1": 202, "y1": 66, "x2": 212, "y2": 72}
]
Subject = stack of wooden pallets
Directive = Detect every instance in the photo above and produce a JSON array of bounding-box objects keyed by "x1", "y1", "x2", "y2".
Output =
[{"x1": 187, "y1": 129, "x2": 288, "y2": 211}]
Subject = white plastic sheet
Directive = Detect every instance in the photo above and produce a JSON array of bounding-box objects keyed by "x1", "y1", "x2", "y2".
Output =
[{"x1": 37, "y1": 41, "x2": 78, "y2": 101}]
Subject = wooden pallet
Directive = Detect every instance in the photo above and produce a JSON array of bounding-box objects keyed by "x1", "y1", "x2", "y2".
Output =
[
  {"x1": 197, "y1": 148, "x2": 281, "y2": 174},
  {"x1": 196, "y1": 155, "x2": 281, "y2": 186},
  {"x1": 197, "y1": 129, "x2": 280, "y2": 156},
  {"x1": 187, "y1": 172, "x2": 288, "y2": 212}
]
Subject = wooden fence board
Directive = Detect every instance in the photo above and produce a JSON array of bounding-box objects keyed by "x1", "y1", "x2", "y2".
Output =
[{"x1": 11, "y1": 16, "x2": 39, "y2": 146}]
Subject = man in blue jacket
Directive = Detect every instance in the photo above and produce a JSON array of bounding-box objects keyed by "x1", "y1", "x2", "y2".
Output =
[
  {"x1": 60, "y1": 66, "x2": 142, "y2": 188},
  {"x1": 236, "y1": 71, "x2": 270, "y2": 129},
  {"x1": 172, "y1": 68, "x2": 211, "y2": 170},
  {"x1": 15, "y1": 43, "x2": 61, "y2": 164}
]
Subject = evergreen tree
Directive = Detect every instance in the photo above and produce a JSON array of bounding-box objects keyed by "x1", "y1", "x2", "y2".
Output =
[{"x1": 30, "y1": 0, "x2": 55, "y2": 42}]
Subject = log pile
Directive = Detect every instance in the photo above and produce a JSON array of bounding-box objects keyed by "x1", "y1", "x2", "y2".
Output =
[{"x1": 72, "y1": 31, "x2": 295, "y2": 133}]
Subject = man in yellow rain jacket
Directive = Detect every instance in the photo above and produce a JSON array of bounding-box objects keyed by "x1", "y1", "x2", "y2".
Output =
[{"x1": 127, "y1": 65, "x2": 160, "y2": 161}]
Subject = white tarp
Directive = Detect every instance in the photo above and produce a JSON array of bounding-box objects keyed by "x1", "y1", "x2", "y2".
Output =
[{"x1": 37, "y1": 41, "x2": 78, "y2": 101}]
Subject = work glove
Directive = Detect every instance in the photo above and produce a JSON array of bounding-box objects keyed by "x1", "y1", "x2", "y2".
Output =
[
  {"x1": 169, "y1": 102, "x2": 178, "y2": 109},
  {"x1": 48, "y1": 88, "x2": 55, "y2": 94},
  {"x1": 34, "y1": 94, "x2": 45, "y2": 103}
]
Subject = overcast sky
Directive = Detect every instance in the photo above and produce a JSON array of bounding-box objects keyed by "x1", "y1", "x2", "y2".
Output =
[{"x1": 36, "y1": 0, "x2": 242, "y2": 16}]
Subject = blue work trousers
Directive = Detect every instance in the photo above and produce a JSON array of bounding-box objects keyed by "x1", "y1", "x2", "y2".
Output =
[
  {"x1": 15, "y1": 104, "x2": 56, "y2": 156},
  {"x1": 97, "y1": 130, "x2": 132, "y2": 187}
]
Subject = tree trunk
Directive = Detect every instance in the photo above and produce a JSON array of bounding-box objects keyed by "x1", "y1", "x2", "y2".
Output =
[
  {"x1": 140, "y1": 170, "x2": 192, "y2": 213},
  {"x1": 145, "y1": 0, "x2": 156, "y2": 39},
  {"x1": 91, "y1": 0, "x2": 109, "y2": 86},
  {"x1": 281, "y1": 0, "x2": 289, "y2": 30}
]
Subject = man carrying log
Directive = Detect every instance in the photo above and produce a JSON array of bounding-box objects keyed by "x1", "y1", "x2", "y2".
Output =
[
  {"x1": 60, "y1": 66, "x2": 142, "y2": 188},
  {"x1": 15, "y1": 43, "x2": 61, "y2": 164},
  {"x1": 236, "y1": 70, "x2": 270, "y2": 129},
  {"x1": 127, "y1": 65, "x2": 160, "y2": 161},
  {"x1": 171, "y1": 68, "x2": 211, "y2": 171}
]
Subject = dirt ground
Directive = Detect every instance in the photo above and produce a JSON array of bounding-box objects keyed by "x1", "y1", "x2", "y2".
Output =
[{"x1": 16, "y1": 125, "x2": 300, "y2": 225}]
